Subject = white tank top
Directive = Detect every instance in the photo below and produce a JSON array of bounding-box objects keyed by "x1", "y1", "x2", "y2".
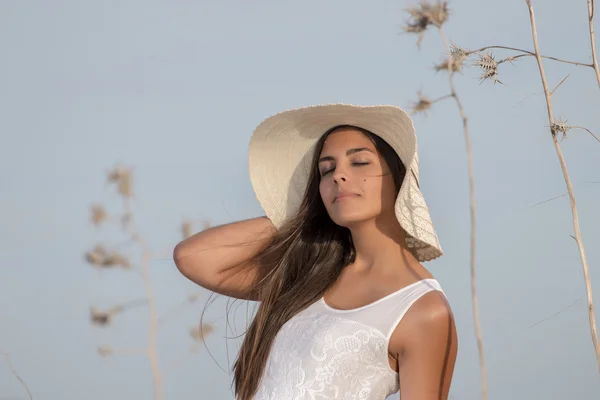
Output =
[{"x1": 252, "y1": 278, "x2": 444, "y2": 400}]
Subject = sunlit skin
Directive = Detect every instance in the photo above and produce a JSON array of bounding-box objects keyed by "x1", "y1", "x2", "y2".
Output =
[
  {"x1": 318, "y1": 127, "x2": 458, "y2": 400},
  {"x1": 318, "y1": 128, "x2": 398, "y2": 229}
]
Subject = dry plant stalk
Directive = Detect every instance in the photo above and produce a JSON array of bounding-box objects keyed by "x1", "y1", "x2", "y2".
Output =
[
  {"x1": 85, "y1": 165, "x2": 212, "y2": 399},
  {"x1": 437, "y1": 27, "x2": 488, "y2": 400},
  {"x1": 1, "y1": 351, "x2": 33, "y2": 400},
  {"x1": 525, "y1": 0, "x2": 600, "y2": 373},
  {"x1": 405, "y1": 1, "x2": 487, "y2": 398},
  {"x1": 588, "y1": 0, "x2": 600, "y2": 87},
  {"x1": 433, "y1": 0, "x2": 600, "y2": 380}
]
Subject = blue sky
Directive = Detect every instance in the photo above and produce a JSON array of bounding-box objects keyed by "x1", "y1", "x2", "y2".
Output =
[{"x1": 1, "y1": 1, "x2": 599, "y2": 399}]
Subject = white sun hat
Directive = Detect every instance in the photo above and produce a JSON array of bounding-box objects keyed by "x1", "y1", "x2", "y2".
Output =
[{"x1": 247, "y1": 103, "x2": 443, "y2": 262}]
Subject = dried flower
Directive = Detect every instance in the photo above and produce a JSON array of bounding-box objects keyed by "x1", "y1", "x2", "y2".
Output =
[
  {"x1": 190, "y1": 324, "x2": 215, "y2": 342},
  {"x1": 85, "y1": 245, "x2": 107, "y2": 266},
  {"x1": 84, "y1": 245, "x2": 131, "y2": 269},
  {"x1": 410, "y1": 91, "x2": 433, "y2": 115},
  {"x1": 450, "y1": 44, "x2": 468, "y2": 60},
  {"x1": 90, "y1": 204, "x2": 108, "y2": 226},
  {"x1": 107, "y1": 165, "x2": 133, "y2": 198},
  {"x1": 474, "y1": 52, "x2": 502, "y2": 84},
  {"x1": 90, "y1": 305, "x2": 126, "y2": 326},
  {"x1": 435, "y1": 58, "x2": 462, "y2": 73},
  {"x1": 404, "y1": 1, "x2": 449, "y2": 47},
  {"x1": 90, "y1": 307, "x2": 112, "y2": 326},
  {"x1": 551, "y1": 119, "x2": 571, "y2": 139},
  {"x1": 97, "y1": 345, "x2": 112, "y2": 357},
  {"x1": 436, "y1": 44, "x2": 469, "y2": 72},
  {"x1": 103, "y1": 252, "x2": 131, "y2": 269}
]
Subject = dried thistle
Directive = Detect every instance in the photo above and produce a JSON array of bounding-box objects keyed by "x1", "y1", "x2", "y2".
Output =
[
  {"x1": 90, "y1": 307, "x2": 112, "y2": 326},
  {"x1": 551, "y1": 118, "x2": 571, "y2": 139},
  {"x1": 435, "y1": 57, "x2": 463, "y2": 73},
  {"x1": 404, "y1": 0, "x2": 449, "y2": 47},
  {"x1": 190, "y1": 324, "x2": 215, "y2": 342},
  {"x1": 435, "y1": 44, "x2": 468, "y2": 72},
  {"x1": 84, "y1": 245, "x2": 131, "y2": 269},
  {"x1": 85, "y1": 245, "x2": 108, "y2": 266},
  {"x1": 90, "y1": 204, "x2": 108, "y2": 226},
  {"x1": 103, "y1": 251, "x2": 131, "y2": 269},
  {"x1": 107, "y1": 165, "x2": 133, "y2": 198},
  {"x1": 410, "y1": 91, "x2": 433, "y2": 115},
  {"x1": 450, "y1": 44, "x2": 468, "y2": 61},
  {"x1": 474, "y1": 52, "x2": 502, "y2": 84},
  {"x1": 97, "y1": 345, "x2": 112, "y2": 357},
  {"x1": 90, "y1": 305, "x2": 126, "y2": 326}
]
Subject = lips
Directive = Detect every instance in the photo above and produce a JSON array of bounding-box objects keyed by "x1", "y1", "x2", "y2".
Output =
[{"x1": 333, "y1": 193, "x2": 359, "y2": 202}]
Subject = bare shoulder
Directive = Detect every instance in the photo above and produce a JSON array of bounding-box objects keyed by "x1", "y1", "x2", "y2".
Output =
[
  {"x1": 389, "y1": 289, "x2": 458, "y2": 399},
  {"x1": 390, "y1": 289, "x2": 457, "y2": 356},
  {"x1": 407, "y1": 289, "x2": 454, "y2": 328}
]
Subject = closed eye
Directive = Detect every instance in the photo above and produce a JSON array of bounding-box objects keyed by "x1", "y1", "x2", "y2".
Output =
[{"x1": 320, "y1": 162, "x2": 370, "y2": 177}]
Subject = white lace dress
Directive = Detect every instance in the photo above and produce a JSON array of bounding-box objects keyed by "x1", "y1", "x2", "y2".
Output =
[{"x1": 252, "y1": 279, "x2": 444, "y2": 400}]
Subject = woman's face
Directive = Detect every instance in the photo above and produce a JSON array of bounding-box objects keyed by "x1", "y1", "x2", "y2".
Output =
[{"x1": 318, "y1": 127, "x2": 397, "y2": 228}]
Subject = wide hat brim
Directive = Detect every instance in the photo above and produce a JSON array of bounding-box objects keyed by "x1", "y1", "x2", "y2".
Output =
[{"x1": 248, "y1": 103, "x2": 442, "y2": 262}]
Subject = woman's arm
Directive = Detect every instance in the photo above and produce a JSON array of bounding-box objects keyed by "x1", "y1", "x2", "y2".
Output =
[
  {"x1": 390, "y1": 291, "x2": 458, "y2": 400},
  {"x1": 173, "y1": 216, "x2": 277, "y2": 300}
]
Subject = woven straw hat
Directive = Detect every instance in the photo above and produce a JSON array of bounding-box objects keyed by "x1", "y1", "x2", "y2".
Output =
[{"x1": 247, "y1": 104, "x2": 443, "y2": 262}]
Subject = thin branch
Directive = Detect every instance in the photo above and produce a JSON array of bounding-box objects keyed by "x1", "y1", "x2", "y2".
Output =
[
  {"x1": 551, "y1": 74, "x2": 571, "y2": 95},
  {"x1": 527, "y1": 295, "x2": 585, "y2": 329},
  {"x1": 571, "y1": 126, "x2": 600, "y2": 144},
  {"x1": 432, "y1": 93, "x2": 454, "y2": 103},
  {"x1": 438, "y1": 26, "x2": 487, "y2": 400},
  {"x1": 526, "y1": 0, "x2": 600, "y2": 375},
  {"x1": 588, "y1": 0, "x2": 600, "y2": 87},
  {"x1": 122, "y1": 197, "x2": 164, "y2": 400},
  {"x1": 529, "y1": 193, "x2": 567, "y2": 209},
  {"x1": 1, "y1": 352, "x2": 33, "y2": 400},
  {"x1": 467, "y1": 45, "x2": 593, "y2": 67}
]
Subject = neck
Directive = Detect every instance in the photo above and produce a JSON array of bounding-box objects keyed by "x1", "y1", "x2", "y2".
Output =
[{"x1": 348, "y1": 215, "x2": 415, "y2": 272}]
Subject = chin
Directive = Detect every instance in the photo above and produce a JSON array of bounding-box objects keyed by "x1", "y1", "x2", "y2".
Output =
[{"x1": 328, "y1": 211, "x2": 375, "y2": 228}]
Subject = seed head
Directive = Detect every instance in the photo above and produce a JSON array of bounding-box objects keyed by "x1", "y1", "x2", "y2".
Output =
[
  {"x1": 90, "y1": 307, "x2": 112, "y2": 326},
  {"x1": 404, "y1": 1, "x2": 449, "y2": 47},
  {"x1": 97, "y1": 345, "x2": 112, "y2": 358},
  {"x1": 551, "y1": 119, "x2": 571, "y2": 139},
  {"x1": 84, "y1": 245, "x2": 131, "y2": 269},
  {"x1": 435, "y1": 57, "x2": 462, "y2": 73},
  {"x1": 410, "y1": 91, "x2": 433, "y2": 115},
  {"x1": 190, "y1": 324, "x2": 215, "y2": 342},
  {"x1": 91, "y1": 204, "x2": 108, "y2": 226},
  {"x1": 450, "y1": 44, "x2": 468, "y2": 70},
  {"x1": 107, "y1": 165, "x2": 133, "y2": 198},
  {"x1": 474, "y1": 52, "x2": 502, "y2": 84}
]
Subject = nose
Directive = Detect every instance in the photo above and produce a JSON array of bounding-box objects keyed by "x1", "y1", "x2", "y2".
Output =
[{"x1": 332, "y1": 169, "x2": 347, "y2": 183}]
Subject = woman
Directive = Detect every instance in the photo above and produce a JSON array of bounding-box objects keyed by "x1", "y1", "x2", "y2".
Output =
[{"x1": 174, "y1": 104, "x2": 458, "y2": 400}]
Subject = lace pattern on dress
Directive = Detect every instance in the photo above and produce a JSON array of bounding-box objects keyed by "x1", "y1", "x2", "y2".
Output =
[{"x1": 252, "y1": 312, "x2": 398, "y2": 400}]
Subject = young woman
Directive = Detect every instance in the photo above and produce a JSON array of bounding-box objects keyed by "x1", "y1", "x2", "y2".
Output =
[{"x1": 174, "y1": 104, "x2": 458, "y2": 400}]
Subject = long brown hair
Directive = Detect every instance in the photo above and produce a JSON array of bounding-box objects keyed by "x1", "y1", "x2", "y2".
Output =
[{"x1": 232, "y1": 125, "x2": 407, "y2": 400}]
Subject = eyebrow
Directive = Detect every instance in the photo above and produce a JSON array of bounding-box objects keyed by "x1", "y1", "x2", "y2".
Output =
[{"x1": 318, "y1": 147, "x2": 375, "y2": 163}]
